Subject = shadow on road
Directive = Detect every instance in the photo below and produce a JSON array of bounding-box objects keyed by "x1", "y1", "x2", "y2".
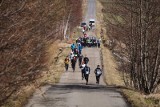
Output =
[{"x1": 47, "y1": 83, "x2": 120, "y2": 93}]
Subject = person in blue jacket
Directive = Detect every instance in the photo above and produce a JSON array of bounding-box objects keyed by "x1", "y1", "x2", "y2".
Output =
[
  {"x1": 77, "y1": 42, "x2": 83, "y2": 55},
  {"x1": 71, "y1": 43, "x2": 76, "y2": 51}
]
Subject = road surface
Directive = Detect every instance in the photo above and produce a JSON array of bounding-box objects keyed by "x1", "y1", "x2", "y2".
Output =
[
  {"x1": 85, "y1": 0, "x2": 96, "y2": 24},
  {"x1": 25, "y1": 48, "x2": 129, "y2": 107},
  {"x1": 25, "y1": 0, "x2": 130, "y2": 107}
]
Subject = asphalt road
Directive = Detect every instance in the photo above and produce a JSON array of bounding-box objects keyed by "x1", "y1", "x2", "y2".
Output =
[
  {"x1": 25, "y1": 48, "x2": 129, "y2": 107},
  {"x1": 25, "y1": 0, "x2": 130, "y2": 107},
  {"x1": 85, "y1": 0, "x2": 96, "y2": 24}
]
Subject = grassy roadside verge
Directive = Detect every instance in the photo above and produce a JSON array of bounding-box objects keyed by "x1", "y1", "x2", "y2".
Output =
[
  {"x1": 96, "y1": 0, "x2": 160, "y2": 107},
  {"x1": 96, "y1": 0, "x2": 124, "y2": 86},
  {"x1": 2, "y1": 40, "x2": 70, "y2": 107},
  {"x1": 66, "y1": 0, "x2": 87, "y2": 43}
]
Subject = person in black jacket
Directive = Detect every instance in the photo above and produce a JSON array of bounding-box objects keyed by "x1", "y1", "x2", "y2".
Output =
[
  {"x1": 79, "y1": 54, "x2": 83, "y2": 67},
  {"x1": 83, "y1": 55, "x2": 89, "y2": 64},
  {"x1": 71, "y1": 56, "x2": 77, "y2": 72},
  {"x1": 94, "y1": 65, "x2": 102, "y2": 84},
  {"x1": 84, "y1": 65, "x2": 90, "y2": 85}
]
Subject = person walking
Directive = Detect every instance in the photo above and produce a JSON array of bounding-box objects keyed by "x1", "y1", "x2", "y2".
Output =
[
  {"x1": 94, "y1": 65, "x2": 102, "y2": 84},
  {"x1": 83, "y1": 55, "x2": 89, "y2": 64},
  {"x1": 84, "y1": 65, "x2": 90, "y2": 85},
  {"x1": 64, "y1": 56, "x2": 69, "y2": 71}
]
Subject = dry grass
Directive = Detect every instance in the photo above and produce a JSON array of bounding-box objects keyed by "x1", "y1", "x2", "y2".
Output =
[
  {"x1": 96, "y1": 0, "x2": 108, "y2": 40},
  {"x1": 65, "y1": 0, "x2": 88, "y2": 43},
  {"x1": 97, "y1": 0, "x2": 160, "y2": 106},
  {"x1": 2, "y1": 40, "x2": 71, "y2": 107},
  {"x1": 2, "y1": 86, "x2": 35, "y2": 107},
  {"x1": 96, "y1": 0, "x2": 103, "y2": 38},
  {"x1": 101, "y1": 46, "x2": 124, "y2": 86},
  {"x1": 96, "y1": 0, "x2": 124, "y2": 86},
  {"x1": 70, "y1": 0, "x2": 88, "y2": 41},
  {"x1": 39, "y1": 40, "x2": 70, "y2": 85},
  {"x1": 122, "y1": 89, "x2": 160, "y2": 107}
]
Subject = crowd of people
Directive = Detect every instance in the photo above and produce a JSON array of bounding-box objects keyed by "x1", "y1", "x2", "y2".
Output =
[
  {"x1": 76, "y1": 36, "x2": 101, "y2": 48},
  {"x1": 64, "y1": 26, "x2": 102, "y2": 85}
]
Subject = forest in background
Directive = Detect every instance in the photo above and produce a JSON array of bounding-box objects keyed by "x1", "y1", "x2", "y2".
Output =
[
  {"x1": 100, "y1": 0, "x2": 160, "y2": 94},
  {"x1": 0, "y1": 0, "x2": 82, "y2": 106}
]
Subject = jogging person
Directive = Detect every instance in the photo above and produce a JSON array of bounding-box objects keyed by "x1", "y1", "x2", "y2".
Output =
[
  {"x1": 70, "y1": 52, "x2": 74, "y2": 61},
  {"x1": 83, "y1": 55, "x2": 89, "y2": 64},
  {"x1": 71, "y1": 56, "x2": 77, "y2": 72},
  {"x1": 94, "y1": 65, "x2": 102, "y2": 84},
  {"x1": 71, "y1": 43, "x2": 76, "y2": 51},
  {"x1": 84, "y1": 65, "x2": 90, "y2": 85},
  {"x1": 78, "y1": 54, "x2": 83, "y2": 67},
  {"x1": 80, "y1": 61, "x2": 85, "y2": 80},
  {"x1": 73, "y1": 48, "x2": 79, "y2": 58},
  {"x1": 64, "y1": 56, "x2": 69, "y2": 71},
  {"x1": 77, "y1": 42, "x2": 83, "y2": 55}
]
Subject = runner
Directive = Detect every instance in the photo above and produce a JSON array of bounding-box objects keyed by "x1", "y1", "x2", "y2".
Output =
[
  {"x1": 83, "y1": 54, "x2": 89, "y2": 64},
  {"x1": 84, "y1": 65, "x2": 90, "y2": 85},
  {"x1": 64, "y1": 56, "x2": 69, "y2": 71},
  {"x1": 71, "y1": 56, "x2": 77, "y2": 72},
  {"x1": 71, "y1": 43, "x2": 76, "y2": 51},
  {"x1": 94, "y1": 65, "x2": 102, "y2": 84},
  {"x1": 80, "y1": 61, "x2": 86, "y2": 80},
  {"x1": 77, "y1": 42, "x2": 83, "y2": 55},
  {"x1": 78, "y1": 54, "x2": 83, "y2": 67}
]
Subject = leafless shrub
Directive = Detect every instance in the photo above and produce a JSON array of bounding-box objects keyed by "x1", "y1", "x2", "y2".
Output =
[
  {"x1": 0, "y1": 0, "x2": 82, "y2": 105},
  {"x1": 100, "y1": 0, "x2": 160, "y2": 94}
]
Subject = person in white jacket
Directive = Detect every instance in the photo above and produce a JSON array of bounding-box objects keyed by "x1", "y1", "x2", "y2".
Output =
[{"x1": 80, "y1": 61, "x2": 86, "y2": 80}]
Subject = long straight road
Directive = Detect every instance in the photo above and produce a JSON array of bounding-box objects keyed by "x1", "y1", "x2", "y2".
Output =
[{"x1": 25, "y1": 0, "x2": 130, "y2": 107}]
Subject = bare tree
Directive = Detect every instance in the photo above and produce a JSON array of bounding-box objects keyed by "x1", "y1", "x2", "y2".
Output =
[
  {"x1": 100, "y1": 0, "x2": 160, "y2": 94},
  {"x1": 0, "y1": 0, "x2": 83, "y2": 105}
]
